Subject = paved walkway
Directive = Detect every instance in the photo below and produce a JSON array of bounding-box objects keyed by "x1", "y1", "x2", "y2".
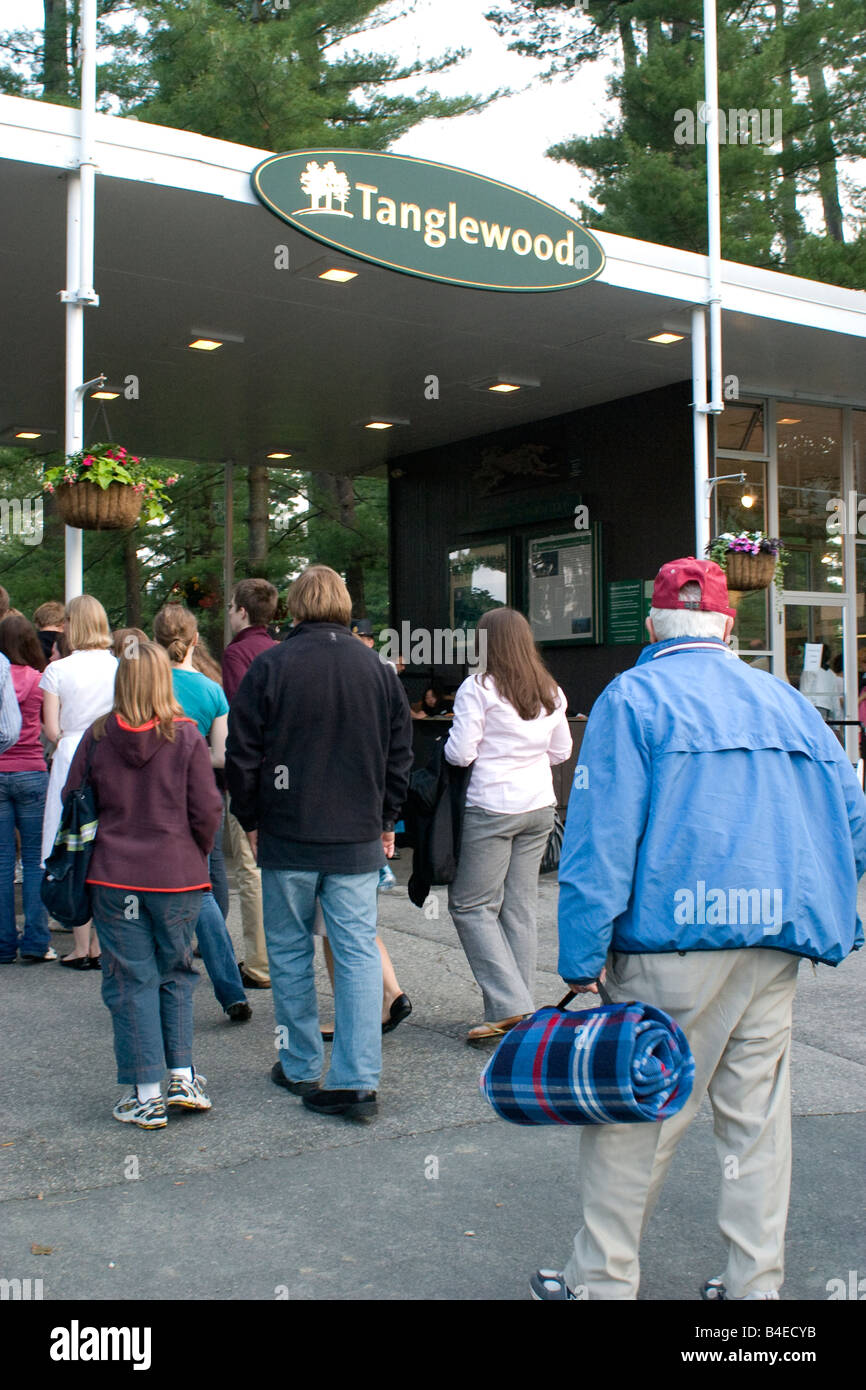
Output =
[{"x1": 1, "y1": 860, "x2": 863, "y2": 1301}]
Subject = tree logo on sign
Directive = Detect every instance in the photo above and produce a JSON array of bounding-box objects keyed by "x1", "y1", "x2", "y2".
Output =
[{"x1": 297, "y1": 161, "x2": 353, "y2": 217}]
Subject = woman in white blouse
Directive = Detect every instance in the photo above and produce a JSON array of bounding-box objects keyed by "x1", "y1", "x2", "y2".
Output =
[
  {"x1": 41, "y1": 595, "x2": 118, "y2": 968},
  {"x1": 444, "y1": 607, "x2": 572, "y2": 1041}
]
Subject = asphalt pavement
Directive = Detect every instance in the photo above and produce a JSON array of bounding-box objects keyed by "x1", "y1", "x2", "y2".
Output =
[{"x1": 1, "y1": 856, "x2": 863, "y2": 1302}]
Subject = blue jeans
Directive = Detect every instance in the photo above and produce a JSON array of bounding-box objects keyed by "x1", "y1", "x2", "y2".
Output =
[
  {"x1": 263, "y1": 869, "x2": 381, "y2": 1091},
  {"x1": 91, "y1": 885, "x2": 202, "y2": 1085},
  {"x1": 208, "y1": 804, "x2": 229, "y2": 919},
  {"x1": 195, "y1": 889, "x2": 247, "y2": 1010},
  {"x1": 0, "y1": 770, "x2": 49, "y2": 960}
]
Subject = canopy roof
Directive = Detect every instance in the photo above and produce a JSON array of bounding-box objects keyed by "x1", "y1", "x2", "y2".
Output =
[{"x1": 2, "y1": 95, "x2": 865, "y2": 473}]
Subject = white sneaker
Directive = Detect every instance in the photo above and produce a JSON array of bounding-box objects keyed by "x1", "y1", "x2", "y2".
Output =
[
  {"x1": 166, "y1": 1069, "x2": 212, "y2": 1110},
  {"x1": 112, "y1": 1091, "x2": 167, "y2": 1129}
]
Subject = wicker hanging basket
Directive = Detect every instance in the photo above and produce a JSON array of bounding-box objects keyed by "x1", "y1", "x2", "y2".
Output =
[
  {"x1": 724, "y1": 551, "x2": 777, "y2": 591},
  {"x1": 55, "y1": 480, "x2": 143, "y2": 531}
]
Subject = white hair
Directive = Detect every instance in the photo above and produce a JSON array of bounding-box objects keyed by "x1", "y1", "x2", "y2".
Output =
[{"x1": 649, "y1": 580, "x2": 729, "y2": 642}]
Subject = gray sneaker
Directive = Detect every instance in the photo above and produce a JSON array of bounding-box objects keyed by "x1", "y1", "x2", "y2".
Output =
[
  {"x1": 701, "y1": 1277, "x2": 779, "y2": 1300},
  {"x1": 530, "y1": 1269, "x2": 577, "y2": 1301}
]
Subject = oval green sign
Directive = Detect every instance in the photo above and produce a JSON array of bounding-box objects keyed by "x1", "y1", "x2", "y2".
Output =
[{"x1": 251, "y1": 150, "x2": 605, "y2": 293}]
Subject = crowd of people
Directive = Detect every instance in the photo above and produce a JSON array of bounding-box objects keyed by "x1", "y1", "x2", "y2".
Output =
[{"x1": 0, "y1": 555, "x2": 864, "y2": 1300}]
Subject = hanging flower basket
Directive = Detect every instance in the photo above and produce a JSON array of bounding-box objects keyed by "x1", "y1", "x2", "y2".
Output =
[
  {"x1": 42, "y1": 445, "x2": 178, "y2": 530},
  {"x1": 706, "y1": 532, "x2": 785, "y2": 593},
  {"x1": 724, "y1": 550, "x2": 777, "y2": 591},
  {"x1": 55, "y1": 480, "x2": 143, "y2": 531}
]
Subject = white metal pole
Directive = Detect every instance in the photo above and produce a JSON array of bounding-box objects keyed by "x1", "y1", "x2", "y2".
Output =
[
  {"x1": 703, "y1": 0, "x2": 724, "y2": 413},
  {"x1": 62, "y1": 0, "x2": 99, "y2": 601},
  {"x1": 692, "y1": 306, "x2": 711, "y2": 556},
  {"x1": 78, "y1": 0, "x2": 97, "y2": 303},
  {"x1": 64, "y1": 173, "x2": 84, "y2": 600}
]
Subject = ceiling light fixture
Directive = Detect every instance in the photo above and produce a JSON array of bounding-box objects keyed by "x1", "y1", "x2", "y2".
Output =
[
  {"x1": 777, "y1": 417, "x2": 801, "y2": 425},
  {"x1": 267, "y1": 452, "x2": 292, "y2": 459},
  {"x1": 91, "y1": 390, "x2": 120, "y2": 400},
  {"x1": 14, "y1": 430, "x2": 42, "y2": 439},
  {"x1": 489, "y1": 382, "x2": 522, "y2": 394},
  {"x1": 647, "y1": 332, "x2": 685, "y2": 345},
  {"x1": 188, "y1": 338, "x2": 223, "y2": 352},
  {"x1": 318, "y1": 268, "x2": 358, "y2": 283},
  {"x1": 366, "y1": 421, "x2": 393, "y2": 430}
]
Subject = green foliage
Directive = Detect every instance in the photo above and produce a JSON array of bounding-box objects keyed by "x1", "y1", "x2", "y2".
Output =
[{"x1": 488, "y1": 1, "x2": 866, "y2": 286}]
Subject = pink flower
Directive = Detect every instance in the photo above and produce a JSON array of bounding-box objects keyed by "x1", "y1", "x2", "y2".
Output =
[
  {"x1": 116, "y1": 447, "x2": 127, "y2": 459},
  {"x1": 133, "y1": 483, "x2": 146, "y2": 493},
  {"x1": 130, "y1": 456, "x2": 140, "y2": 464},
  {"x1": 45, "y1": 483, "x2": 55, "y2": 494},
  {"x1": 82, "y1": 456, "x2": 94, "y2": 467}
]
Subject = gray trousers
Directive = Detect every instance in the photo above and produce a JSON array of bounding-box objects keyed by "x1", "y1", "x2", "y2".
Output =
[
  {"x1": 448, "y1": 804, "x2": 554, "y2": 1021},
  {"x1": 563, "y1": 948, "x2": 800, "y2": 1299}
]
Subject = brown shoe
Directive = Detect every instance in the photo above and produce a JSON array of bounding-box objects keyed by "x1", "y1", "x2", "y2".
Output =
[
  {"x1": 238, "y1": 964, "x2": 271, "y2": 990},
  {"x1": 466, "y1": 1015, "x2": 526, "y2": 1044}
]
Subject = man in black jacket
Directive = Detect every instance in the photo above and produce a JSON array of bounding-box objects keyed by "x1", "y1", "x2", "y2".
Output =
[{"x1": 225, "y1": 566, "x2": 412, "y2": 1119}]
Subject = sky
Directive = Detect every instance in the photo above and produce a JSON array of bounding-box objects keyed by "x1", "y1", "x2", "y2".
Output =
[
  {"x1": 9, "y1": 0, "x2": 861, "y2": 232},
  {"x1": 13, "y1": 0, "x2": 608, "y2": 216}
]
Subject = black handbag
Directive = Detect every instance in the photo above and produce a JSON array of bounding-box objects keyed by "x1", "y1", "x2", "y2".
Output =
[
  {"x1": 41, "y1": 736, "x2": 99, "y2": 927},
  {"x1": 539, "y1": 810, "x2": 564, "y2": 875}
]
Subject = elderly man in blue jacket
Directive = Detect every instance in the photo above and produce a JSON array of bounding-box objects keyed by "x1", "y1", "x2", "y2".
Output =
[{"x1": 532, "y1": 557, "x2": 866, "y2": 1302}]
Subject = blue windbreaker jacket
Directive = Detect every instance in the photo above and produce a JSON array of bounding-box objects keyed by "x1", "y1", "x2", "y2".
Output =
[{"x1": 558, "y1": 637, "x2": 866, "y2": 981}]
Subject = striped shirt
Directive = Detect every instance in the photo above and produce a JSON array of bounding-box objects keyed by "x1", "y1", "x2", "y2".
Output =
[{"x1": 0, "y1": 654, "x2": 22, "y2": 754}]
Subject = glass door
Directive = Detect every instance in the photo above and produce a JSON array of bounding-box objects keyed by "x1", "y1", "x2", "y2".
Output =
[{"x1": 782, "y1": 600, "x2": 848, "y2": 748}]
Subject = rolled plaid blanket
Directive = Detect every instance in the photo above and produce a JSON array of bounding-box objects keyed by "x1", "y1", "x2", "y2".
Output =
[{"x1": 480, "y1": 995, "x2": 695, "y2": 1125}]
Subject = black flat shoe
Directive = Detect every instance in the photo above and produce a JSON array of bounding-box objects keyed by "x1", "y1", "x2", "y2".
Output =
[
  {"x1": 302, "y1": 1087, "x2": 378, "y2": 1119},
  {"x1": 227, "y1": 1002, "x2": 252, "y2": 1022},
  {"x1": 382, "y1": 993, "x2": 412, "y2": 1035},
  {"x1": 270, "y1": 1062, "x2": 319, "y2": 1096},
  {"x1": 59, "y1": 955, "x2": 91, "y2": 970},
  {"x1": 88, "y1": 956, "x2": 101, "y2": 970}
]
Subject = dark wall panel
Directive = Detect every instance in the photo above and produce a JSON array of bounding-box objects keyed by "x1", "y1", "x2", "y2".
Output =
[{"x1": 389, "y1": 380, "x2": 695, "y2": 712}]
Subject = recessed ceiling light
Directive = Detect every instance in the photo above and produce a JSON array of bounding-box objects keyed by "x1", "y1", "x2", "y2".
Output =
[
  {"x1": 778, "y1": 417, "x2": 801, "y2": 425},
  {"x1": 267, "y1": 452, "x2": 292, "y2": 459},
  {"x1": 15, "y1": 430, "x2": 42, "y2": 439},
  {"x1": 365, "y1": 421, "x2": 393, "y2": 430},
  {"x1": 91, "y1": 390, "x2": 120, "y2": 400},
  {"x1": 647, "y1": 332, "x2": 685, "y2": 345},
  {"x1": 489, "y1": 382, "x2": 521, "y2": 394},
  {"x1": 318, "y1": 268, "x2": 357, "y2": 283},
  {"x1": 188, "y1": 338, "x2": 223, "y2": 351}
]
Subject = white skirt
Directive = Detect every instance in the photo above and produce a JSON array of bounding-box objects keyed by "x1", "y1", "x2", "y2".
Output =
[{"x1": 41, "y1": 731, "x2": 85, "y2": 866}]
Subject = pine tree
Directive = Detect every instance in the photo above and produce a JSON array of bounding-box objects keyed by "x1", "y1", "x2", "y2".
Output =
[{"x1": 487, "y1": 1, "x2": 866, "y2": 285}]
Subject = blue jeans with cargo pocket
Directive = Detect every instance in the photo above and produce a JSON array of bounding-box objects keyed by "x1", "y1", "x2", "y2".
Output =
[{"x1": 91, "y1": 885, "x2": 202, "y2": 1085}]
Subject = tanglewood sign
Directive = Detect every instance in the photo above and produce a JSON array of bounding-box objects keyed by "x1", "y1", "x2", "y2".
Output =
[{"x1": 251, "y1": 150, "x2": 605, "y2": 292}]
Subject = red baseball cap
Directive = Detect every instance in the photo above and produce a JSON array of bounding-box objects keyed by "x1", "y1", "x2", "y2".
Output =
[{"x1": 651, "y1": 558, "x2": 736, "y2": 620}]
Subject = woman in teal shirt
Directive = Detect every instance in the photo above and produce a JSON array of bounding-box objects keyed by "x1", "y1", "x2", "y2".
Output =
[{"x1": 153, "y1": 605, "x2": 249, "y2": 1022}]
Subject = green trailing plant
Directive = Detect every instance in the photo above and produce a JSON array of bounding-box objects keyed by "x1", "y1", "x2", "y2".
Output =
[{"x1": 707, "y1": 531, "x2": 787, "y2": 590}]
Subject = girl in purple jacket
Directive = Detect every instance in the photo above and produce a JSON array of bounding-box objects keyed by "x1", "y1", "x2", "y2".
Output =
[{"x1": 63, "y1": 641, "x2": 223, "y2": 1129}]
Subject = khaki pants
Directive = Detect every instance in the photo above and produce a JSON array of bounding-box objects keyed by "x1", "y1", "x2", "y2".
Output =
[
  {"x1": 225, "y1": 801, "x2": 270, "y2": 985},
  {"x1": 563, "y1": 947, "x2": 800, "y2": 1300}
]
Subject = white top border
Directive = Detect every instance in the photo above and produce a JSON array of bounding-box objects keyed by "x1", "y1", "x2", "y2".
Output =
[{"x1": 2, "y1": 94, "x2": 864, "y2": 338}]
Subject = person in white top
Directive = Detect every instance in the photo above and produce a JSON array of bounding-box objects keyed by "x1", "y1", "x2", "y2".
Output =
[
  {"x1": 40, "y1": 595, "x2": 118, "y2": 967},
  {"x1": 444, "y1": 607, "x2": 572, "y2": 1041}
]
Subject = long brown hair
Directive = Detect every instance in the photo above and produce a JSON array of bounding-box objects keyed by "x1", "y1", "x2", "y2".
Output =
[
  {"x1": 0, "y1": 615, "x2": 47, "y2": 672},
  {"x1": 477, "y1": 608, "x2": 559, "y2": 720},
  {"x1": 96, "y1": 640, "x2": 182, "y2": 742},
  {"x1": 191, "y1": 633, "x2": 223, "y2": 685}
]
